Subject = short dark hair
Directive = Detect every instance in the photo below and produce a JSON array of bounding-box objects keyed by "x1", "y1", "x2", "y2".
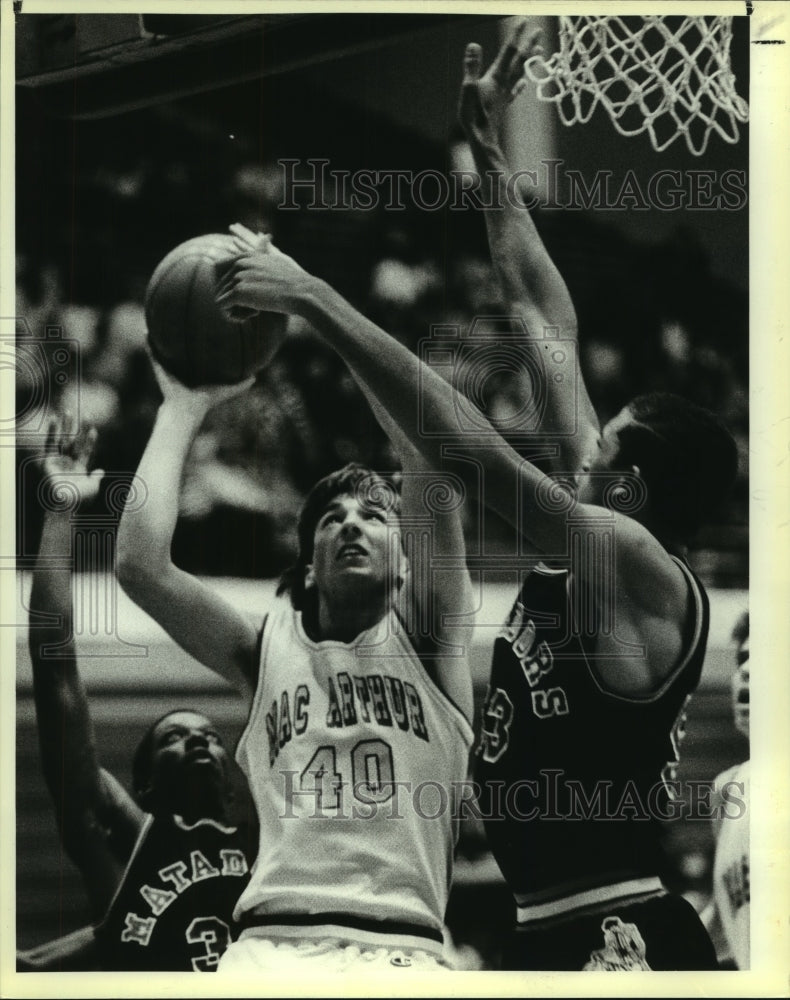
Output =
[
  {"x1": 131, "y1": 708, "x2": 196, "y2": 809},
  {"x1": 614, "y1": 393, "x2": 739, "y2": 541},
  {"x1": 277, "y1": 463, "x2": 401, "y2": 609}
]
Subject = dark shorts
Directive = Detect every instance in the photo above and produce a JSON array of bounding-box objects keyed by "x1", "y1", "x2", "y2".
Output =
[{"x1": 503, "y1": 892, "x2": 718, "y2": 971}]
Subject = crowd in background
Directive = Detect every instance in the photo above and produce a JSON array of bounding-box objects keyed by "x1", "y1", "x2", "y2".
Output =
[
  {"x1": 15, "y1": 161, "x2": 748, "y2": 588},
  {"x1": 15, "y1": 77, "x2": 748, "y2": 588}
]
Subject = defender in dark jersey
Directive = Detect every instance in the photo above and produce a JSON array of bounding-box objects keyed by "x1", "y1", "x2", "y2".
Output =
[
  {"x1": 20, "y1": 417, "x2": 254, "y2": 972},
  {"x1": 453, "y1": 23, "x2": 736, "y2": 969},
  {"x1": 214, "y1": 21, "x2": 737, "y2": 971},
  {"x1": 94, "y1": 783, "x2": 251, "y2": 971}
]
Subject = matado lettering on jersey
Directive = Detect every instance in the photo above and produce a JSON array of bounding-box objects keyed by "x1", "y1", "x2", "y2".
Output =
[
  {"x1": 120, "y1": 848, "x2": 248, "y2": 947},
  {"x1": 265, "y1": 672, "x2": 430, "y2": 766}
]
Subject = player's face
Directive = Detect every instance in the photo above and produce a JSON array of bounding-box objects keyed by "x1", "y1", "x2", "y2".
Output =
[
  {"x1": 149, "y1": 711, "x2": 230, "y2": 796},
  {"x1": 576, "y1": 407, "x2": 635, "y2": 504},
  {"x1": 307, "y1": 493, "x2": 403, "y2": 597}
]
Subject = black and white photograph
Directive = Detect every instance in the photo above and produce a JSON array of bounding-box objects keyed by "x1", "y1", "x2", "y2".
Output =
[{"x1": 2, "y1": 1, "x2": 788, "y2": 996}]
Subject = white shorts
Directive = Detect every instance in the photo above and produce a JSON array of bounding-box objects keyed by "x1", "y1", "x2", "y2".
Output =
[{"x1": 217, "y1": 933, "x2": 451, "y2": 972}]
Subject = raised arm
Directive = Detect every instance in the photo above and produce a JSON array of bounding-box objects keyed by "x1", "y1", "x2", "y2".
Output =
[
  {"x1": 356, "y1": 371, "x2": 475, "y2": 724},
  {"x1": 115, "y1": 364, "x2": 261, "y2": 700},
  {"x1": 459, "y1": 20, "x2": 600, "y2": 469},
  {"x1": 29, "y1": 418, "x2": 143, "y2": 918}
]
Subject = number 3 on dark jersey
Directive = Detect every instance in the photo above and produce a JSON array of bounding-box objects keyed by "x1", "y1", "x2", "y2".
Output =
[
  {"x1": 476, "y1": 687, "x2": 514, "y2": 763},
  {"x1": 185, "y1": 916, "x2": 231, "y2": 971}
]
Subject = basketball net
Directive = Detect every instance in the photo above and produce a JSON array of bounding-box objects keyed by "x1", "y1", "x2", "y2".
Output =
[{"x1": 524, "y1": 15, "x2": 749, "y2": 156}]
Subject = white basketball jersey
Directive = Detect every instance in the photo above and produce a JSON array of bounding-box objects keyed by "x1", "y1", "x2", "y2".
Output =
[
  {"x1": 234, "y1": 596, "x2": 473, "y2": 946},
  {"x1": 711, "y1": 761, "x2": 750, "y2": 969}
]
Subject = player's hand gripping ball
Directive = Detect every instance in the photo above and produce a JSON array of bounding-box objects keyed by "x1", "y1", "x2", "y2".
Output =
[{"x1": 145, "y1": 233, "x2": 288, "y2": 386}]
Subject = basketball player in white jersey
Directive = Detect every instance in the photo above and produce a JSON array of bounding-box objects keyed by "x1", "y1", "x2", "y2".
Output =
[
  {"x1": 701, "y1": 612, "x2": 750, "y2": 969},
  {"x1": 116, "y1": 320, "x2": 475, "y2": 969}
]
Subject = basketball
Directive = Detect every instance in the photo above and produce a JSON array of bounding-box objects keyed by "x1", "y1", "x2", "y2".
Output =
[{"x1": 144, "y1": 233, "x2": 288, "y2": 386}]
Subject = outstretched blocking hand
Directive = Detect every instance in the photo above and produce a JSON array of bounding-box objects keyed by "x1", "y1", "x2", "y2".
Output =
[
  {"x1": 40, "y1": 414, "x2": 104, "y2": 506},
  {"x1": 216, "y1": 228, "x2": 316, "y2": 319},
  {"x1": 458, "y1": 19, "x2": 543, "y2": 144},
  {"x1": 225, "y1": 223, "x2": 272, "y2": 322}
]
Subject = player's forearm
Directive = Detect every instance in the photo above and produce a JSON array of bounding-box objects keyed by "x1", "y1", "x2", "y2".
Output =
[
  {"x1": 30, "y1": 511, "x2": 86, "y2": 789},
  {"x1": 30, "y1": 513, "x2": 106, "y2": 844},
  {"x1": 466, "y1": 132, "x2": 599, "y2": 453},
  {"x1": 467, "y1": 130, "x2": 577, "y2": 333},
  {"x1": 34, "y1": 668, "x2": 103, "y2": 845},
  {"x1": 302, "y1": 282, "x2": 453, "y2": 456},
  {"x1": 351, "y1": 369, "x2": 426, "y2": 473},
  {"x1": 116, "y1": 400, "x2": 204, "y2": 589},
  {"x1": 30, "y1": 511, "x2": 74, "y2": 647},
  {"x1": 346, "y1": 341, "x2": 474, "y2": 720}
]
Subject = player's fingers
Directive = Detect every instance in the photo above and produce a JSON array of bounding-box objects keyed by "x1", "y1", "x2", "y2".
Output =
[
  {"x1": 60, "y1": 411, "x2": 76, "y2": 454},
  {"x1": 493, "y1": 19, "x2": 527, "y2": 78},
  {"x1": 229, "y1": 305, "x2": 259, "y2": 323},
  {"x1": 215, "y1": 279, "x2": 238, "y2": 304},
  {"x1": 76, "y1": 426, "x2": 98, "y2": 467},
  {"x1": 462, "y1": 43, "x2": 482, "y2": 85},
  {"x1": 207, "y1": 373, "x2": 256, "y2": 400},
  {"x1": 228, "y1": 232, "x2": 268, "y2": 257},
  {"x1": 215, "y1": 284, "x2": 237, "y2": 306},
  {"x1": 224, "y1": 274, "x2": 257, "y2": 308},
  {"x1": 216, "y1": 265, "x2": 241, "y2": 297},
  {"x1": 507, "y1": 50, "x2": 536, "y2": 91},
  {"x1": 229, "y1": 222, "x2": 258, "y2": 247},
  {"x1": 69, "y1": 424, "x2": 87, "y2": 464},
  {"x1": 230, "y1": 236, "x2": 252, "y2": 255},
  {"x1": 147, "y1": 354, "x2": 168, "y2": 386},
  {"x1": 502, "y1": 23, "x2": 539, "y2": 88},
  {"x1": 43, "y1": 416, "x2": 59, "y2": 455},
  {"x1": 508, "y1": 18, "x2": 529, "y2": 52},
  {"x1": 217, "y1": 283, "x2": 247, "y2": 317},
  {"x1": 510, "y1": 77, "x2": 528, "y2": 102}
]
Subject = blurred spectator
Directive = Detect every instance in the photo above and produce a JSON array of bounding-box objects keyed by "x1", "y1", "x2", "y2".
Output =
[{"x1": 701, "y1": 612, "x2": 750, "y2": 969}]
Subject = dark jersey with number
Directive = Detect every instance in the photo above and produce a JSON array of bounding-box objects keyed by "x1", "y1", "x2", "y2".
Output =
[
  {"x1": 474, "y1": 558, "x2": 709, "y2": 909},
  {"x1": 94, "y1": 813, "x2": 252, "y2": 971}
]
